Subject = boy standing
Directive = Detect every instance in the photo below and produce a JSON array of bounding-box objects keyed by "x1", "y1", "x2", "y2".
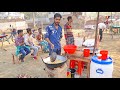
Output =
[
  {"x1": 64, "y1": 16, "x2": 74, "y2": 45},
  {"x1": 45, "y1": 13, "x2": 62, "y2": 55}
]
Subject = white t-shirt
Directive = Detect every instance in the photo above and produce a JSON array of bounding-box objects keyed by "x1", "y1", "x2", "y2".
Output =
[
  {"x1": 98, "y1": 23, "x2": 106, "y2": 29},
  {"x1": 24, "y1": 34, "x2": 34, "y2": 46}
]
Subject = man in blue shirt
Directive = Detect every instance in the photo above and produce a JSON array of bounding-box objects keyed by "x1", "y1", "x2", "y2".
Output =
[{"x1": 45, "y1": 13, "x2": 62, "y2": 55}]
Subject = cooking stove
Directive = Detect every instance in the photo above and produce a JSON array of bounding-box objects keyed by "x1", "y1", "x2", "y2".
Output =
[{"x1": 44, "y1": 63, "x2": 67, "y2": 78}]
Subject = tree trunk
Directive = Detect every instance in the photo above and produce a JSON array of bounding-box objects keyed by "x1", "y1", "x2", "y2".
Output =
[{"x1": 33, "y1": 12, "x2": 35, "y2": 28}]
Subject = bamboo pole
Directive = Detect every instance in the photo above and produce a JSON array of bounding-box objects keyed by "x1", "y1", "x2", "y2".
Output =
[
  {"x1": 93, "y1": 12, "x2": 99, "y2": 56},
  {"x1": 41, "y1": 21, "x2": 43, "y2": 31},
  {"x1": 111, "y1": 12, "x2": 114, "y2": 39},
  {"x1": 32, "y1": 12, "x2": 35, "y2": 29}
]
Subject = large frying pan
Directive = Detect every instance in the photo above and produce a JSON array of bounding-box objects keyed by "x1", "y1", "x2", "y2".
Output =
[{"x1": 41, "y1": 55, "x2": 67, "y2": 69}]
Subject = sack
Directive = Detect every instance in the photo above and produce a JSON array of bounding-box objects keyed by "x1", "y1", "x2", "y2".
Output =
[{"x1": 74, "y1": 37, "x2": 83, "y2": 47}]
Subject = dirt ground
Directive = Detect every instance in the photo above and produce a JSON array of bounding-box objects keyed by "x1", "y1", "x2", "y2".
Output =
[
  {"x1": 99, "y1": 33, "x2": 120, "y2": 78},
  {"x1": 0, "y1": 29, "x2": 120, "y2": 78}
]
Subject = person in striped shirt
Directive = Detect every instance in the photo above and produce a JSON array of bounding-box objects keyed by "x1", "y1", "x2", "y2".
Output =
[{"x1": 64, "y1": 16, "x2": 74, "y2": 45}]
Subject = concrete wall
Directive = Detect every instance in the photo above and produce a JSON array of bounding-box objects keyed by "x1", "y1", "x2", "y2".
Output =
[
  {"x1": 15, "y1": 21, "x2": 28, "y2": 30},
  {"x1": 0, "y1": 21, "x2": 28, "y2": 31}
]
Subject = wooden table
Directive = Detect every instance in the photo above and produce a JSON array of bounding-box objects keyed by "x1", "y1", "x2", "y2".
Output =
[
  {"x1": 67, "y1": 54, "x2": 92, "y2": 78},
  {"x1": 64, "y1": 47, "x2": 93, "y2": 78},
  {"x1": 110, "y1": 26, "x2": 120, "y2": 34}
]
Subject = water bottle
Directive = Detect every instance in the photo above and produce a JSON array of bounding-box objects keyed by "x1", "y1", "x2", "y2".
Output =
[{"x1": 70, "y1": 68, "x2": 76, "y2": 78}]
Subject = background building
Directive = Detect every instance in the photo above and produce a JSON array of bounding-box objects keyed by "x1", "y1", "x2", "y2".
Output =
[{"x1": 0, "y1": 12, "x2": 24, "y2": 19}]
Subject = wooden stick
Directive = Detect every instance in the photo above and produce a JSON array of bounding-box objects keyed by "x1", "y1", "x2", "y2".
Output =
[
  {"x1": 93, "y1": 12, "x2": 99, "y2": 56},
  {"x1": 33, "y1": 12, "x2": 35, "y2": 28},
  {"x1": 1, "y1": 38, "x2": 3, "y2": 49},
  {"x1": 12, "y1": 54, "x2": 15, "y2": 64}
]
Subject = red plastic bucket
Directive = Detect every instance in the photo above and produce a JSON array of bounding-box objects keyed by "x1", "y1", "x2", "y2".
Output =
[
  {"x1": 63, "y1": 45, "x2": 77, "y2": 54},
  {"x1": 100, "y1": 50, "x2": 108, "y2": 60},
  {"x1": 83, "y1": 48, "x2": 90, "y2": 57}
]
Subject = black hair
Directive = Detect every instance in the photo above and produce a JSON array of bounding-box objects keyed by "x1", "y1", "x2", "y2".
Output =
[
  {"x1": 67, "y1": 16, "x2": 72, "y2": 21},
  {"x1": 38, "y1": 28, "x2": 42, "y2": 30},
  {"x1": 54, "y1": 13, "x2": 62, "y2": 19},
  {"x1": 26, "y1": 28, "x2": 31, "y2": 33},
  {"x1": 38, "y1": 27, "x2": 42, "y2": 29},
  {"x1": 17, "y1": 30, "x2": 23, "y2": 34},
  {"x1": 13, "y1": 28, "x2": 16, "y2": 30},
  {"x1": 38, "y1": 28, "x2": 42, "y2": 33}
]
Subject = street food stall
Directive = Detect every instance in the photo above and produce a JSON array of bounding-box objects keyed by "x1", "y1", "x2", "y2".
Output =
[
  {"x1": 110, "y1": 25, "x2": 120, "y2": 34},
  {"x1": 41, "y1": 12, "x2": 113, "y2": 78},
  {"x1": 109, "y1": 14, "x2": 120, "y2": 38}
]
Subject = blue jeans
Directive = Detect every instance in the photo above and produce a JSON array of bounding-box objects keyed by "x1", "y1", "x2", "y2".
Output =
[
  {"x1": 49, "y1": 48, "x2": 61, "y2": 56},
  {"x1": 30, "y1": 45, "x2": 40, "y2": 57},
  {"x1": 19, "y1": 46, "x2": 31, "y2": 60}
]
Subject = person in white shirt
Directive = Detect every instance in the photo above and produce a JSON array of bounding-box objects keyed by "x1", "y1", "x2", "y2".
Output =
[
  {"x1": 24, "y1": 28, "x2": 40, "y2": 60},
  {"x1": 98, "y1": 22, "x2": 106, "y2": 42}
]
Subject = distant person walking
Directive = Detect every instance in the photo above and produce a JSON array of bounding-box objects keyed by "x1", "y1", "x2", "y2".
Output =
[
  {"x1": 8, "y1": 25, "x2": 17, "y2": 42},
  {"x1": 98, "y1": 22, "x2": 106, "y2": 42}
]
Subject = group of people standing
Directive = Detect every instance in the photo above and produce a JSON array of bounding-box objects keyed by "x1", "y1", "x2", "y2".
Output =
[{"x1": 45, "y1": 13, "x2": 107, "y2": 56}]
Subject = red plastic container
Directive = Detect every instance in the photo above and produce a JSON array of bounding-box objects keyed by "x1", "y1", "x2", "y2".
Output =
[
  {"x1": 97, "y1": 54, "x2": 102, "y2": 59},
  {"x1": 83, "y1": 48, "x2": 90, "y2": 57},
  {"x1": 69, "y1": 60, "x2": 84, "y2": 76},
  {"x1": 100, "y1": 50, "x2": 108, "y2": 60},
  {"x1": 70, "y1": 60, "x2": 76, "y2": 69},
  {"x1": 63, "y1": 45, "x2": 77, "y2": 54},
  {"x1": 76, "y1": 61, "x2": 84, "y2": 76}
]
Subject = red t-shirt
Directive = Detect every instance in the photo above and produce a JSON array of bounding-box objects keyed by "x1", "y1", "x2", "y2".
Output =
[{"x1": 64, "y1": 23, "x2": 73, "y2": 38}]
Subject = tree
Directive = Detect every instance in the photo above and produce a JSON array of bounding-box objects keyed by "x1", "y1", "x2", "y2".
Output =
[
  {"x1": 72, "y1": 12, "x2": 82, "y2": 18},
  {"x1": 21, "y1": 12, "x2": 49, "y2": 19},
  {"x1": 21, "y1": 12, "x2": 33, "y2": 19}
]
